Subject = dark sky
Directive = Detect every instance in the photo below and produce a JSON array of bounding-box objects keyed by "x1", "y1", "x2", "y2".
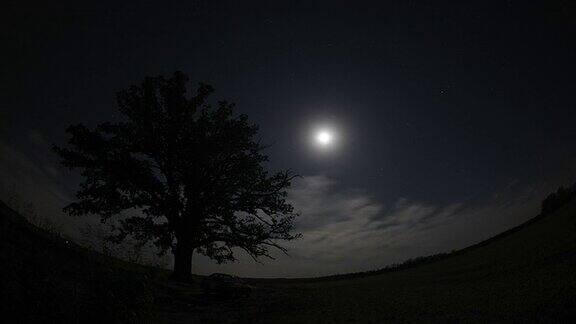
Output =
[{"x1": 2, "y1": 0, "x2": 576, "y2": 277}]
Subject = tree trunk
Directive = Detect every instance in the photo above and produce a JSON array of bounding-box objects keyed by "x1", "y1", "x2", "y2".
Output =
[{"x1": 171, "y1": 241, "x2": 194, "y2": 282}]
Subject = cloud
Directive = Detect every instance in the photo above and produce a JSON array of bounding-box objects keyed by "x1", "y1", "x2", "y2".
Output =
[{"x1": 289, "y1": 174, "x2": 382, "y2": 230}]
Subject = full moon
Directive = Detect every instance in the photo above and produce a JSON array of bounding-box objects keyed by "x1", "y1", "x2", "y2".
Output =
[
  {"x1": 314, "y1": 128, "x2": 335, "y2": 148},
  {"x1": 317, "y1": 130, "x2": 332, "y2": 145}
]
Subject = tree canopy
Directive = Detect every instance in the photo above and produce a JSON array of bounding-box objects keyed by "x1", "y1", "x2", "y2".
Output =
[{"x1": 54, "y1": 71, "x2": 301, "y2": 280}]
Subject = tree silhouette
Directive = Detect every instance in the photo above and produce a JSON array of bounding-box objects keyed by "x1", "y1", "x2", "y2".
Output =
[
  {"x1": 541, "y1": 185, "x2": 576, "y2": 215},
  {"x1": 54, "y1": 71, "x2": 301, "y2": 281}
]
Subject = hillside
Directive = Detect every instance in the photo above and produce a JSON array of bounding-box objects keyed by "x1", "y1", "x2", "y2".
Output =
[
  {"x1": 2, "y1": 198, "x2": 576, "y2": 322},
  {"x1": 0, "y1": 200, "x2": 162, "y2": 322}
]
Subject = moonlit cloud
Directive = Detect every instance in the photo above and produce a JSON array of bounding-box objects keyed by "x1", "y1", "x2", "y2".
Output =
[{"x1": 266, "y1": 175, "x2": 544, "y2": 276}]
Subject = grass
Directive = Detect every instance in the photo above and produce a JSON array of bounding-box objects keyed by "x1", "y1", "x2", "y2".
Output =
[{"x1": 1, "y1": 199, "x2": 576, "y2": 322}]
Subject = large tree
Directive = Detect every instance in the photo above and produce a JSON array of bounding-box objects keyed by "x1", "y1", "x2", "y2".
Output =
[{"x1": 54, "y1": 71, "x2": 301, "y2": 281}]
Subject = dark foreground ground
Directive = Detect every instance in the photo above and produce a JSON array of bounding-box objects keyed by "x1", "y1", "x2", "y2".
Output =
[{"x1": 2, "y1": 199, "x2": 576, "y2": 323}]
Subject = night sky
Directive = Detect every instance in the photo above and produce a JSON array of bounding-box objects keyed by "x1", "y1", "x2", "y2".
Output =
[{"x1": 2, "y1": 1, "x2": 576, "y2": 277}]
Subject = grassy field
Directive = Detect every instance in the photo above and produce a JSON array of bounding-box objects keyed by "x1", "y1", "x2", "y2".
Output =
[{"x1": 2, "y1": 199, "x2": 576, "y2": 323}]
